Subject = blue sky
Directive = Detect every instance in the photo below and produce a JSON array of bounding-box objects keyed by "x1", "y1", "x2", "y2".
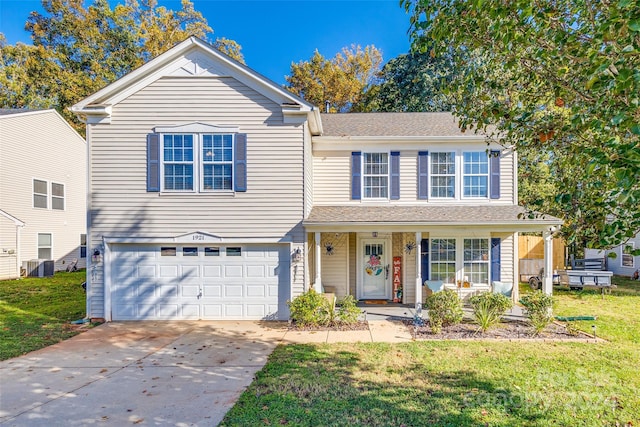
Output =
[{"x1": 0, "y1": 0, "x2": 413, "y2": 85}]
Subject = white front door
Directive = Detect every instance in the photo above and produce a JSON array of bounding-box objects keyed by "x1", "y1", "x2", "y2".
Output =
[{"x1": 361, "y1": 239, "x2": 389, "y2": 299}]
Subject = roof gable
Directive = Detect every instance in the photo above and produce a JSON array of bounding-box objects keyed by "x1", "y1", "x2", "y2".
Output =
[{"x1": 70, "y1": 37, "x2": 321, "y2": 132}]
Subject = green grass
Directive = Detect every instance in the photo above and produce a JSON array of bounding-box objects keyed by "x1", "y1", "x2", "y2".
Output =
[
  {"x1": 221, "y1": 276, "x2": 640, "y2": 426},
  {"x1": 0, "y1": 271, "x2": 87, "y2": 360}
]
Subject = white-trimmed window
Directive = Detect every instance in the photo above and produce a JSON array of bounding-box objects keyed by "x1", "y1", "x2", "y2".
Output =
[
  {"x1": 80, "y1": 234, "x2": 87, "y2": 258},
  {"x1": 38, "y1": 233, "x2": 52, "y2": 259},
  {"x1": 431, "y1": 152, "x2": 455, "y2": 198},
  {"x1": 202, "y1": 134, "x2": 233, "y2": 190},
  {"x1": 33, "y1": 179, "x2": 48, "y2": 208},
  {"x1": 51, "y1": 183, "x2": 65, "y2": 210},
  {"x1": 161, "y1": 133, "x2": 236, "y2": 192},
  {"x1": 430, "y1": 238, "x2": 456, "y2": 283},
  {"x1": 463, "y1": 238, "x2": 489, "y2": 284},
  {"x1": 622, "y1": 243, "x2": 635, "y2": 268},
  {"x1": 463, "y1": 152, "x2": 489, "y2": 197},
  {"x1": 363, "y1": 152, "x2": 389, "y2": 199}
]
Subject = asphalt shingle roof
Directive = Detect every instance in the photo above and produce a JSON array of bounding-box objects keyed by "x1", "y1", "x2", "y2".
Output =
[
  {"x1": 319, "y1": 112, "x2": 479, "y2": 137},
  {"x1": 305, "y1": 205, "x2": 562, "y2": 225},
  {"x1": 0, "y1": 108, "x2": 34, "y2": 116}
]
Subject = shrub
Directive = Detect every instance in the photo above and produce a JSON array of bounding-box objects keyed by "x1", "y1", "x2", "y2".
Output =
[
  {"x1": 287, "y1": 290, "x2": 361, "y2": 327},
  {"x1": 287, "y1": 289, "x2": 330, "y2": 327},
  {"x1": 425, "y1": 289, "x2": 463, "y2": 333},
  {"x1": 336, "y1": 295, "x2": 361, "y2": 324},
  {"x1": 469, "y1": 292, "x2": 513, "y2": 333},
  {"x1": 520, "y1": 290, "x2": 554, "y2": 335}
]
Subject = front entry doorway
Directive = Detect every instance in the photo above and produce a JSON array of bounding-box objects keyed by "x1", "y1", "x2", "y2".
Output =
[{"x1": 359, "y1": 238, "x2": 390, "y2": 300}]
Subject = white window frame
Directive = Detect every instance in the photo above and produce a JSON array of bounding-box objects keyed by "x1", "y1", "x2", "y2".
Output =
[
  {"x1": 37, "y1": 233, "x2": 52, "y2": 260},
  {"x1": 33, "y1": 178, "x2": 48, "y2": 209},
  {"x1": 430, "y1": 151, "x2": 456, "y2": 198},
  {"x1": 51, "y1": 182, "x2": 65, "y2": 210},
  {"x1": 462, "y1": 151, "x2": 489, "y2": 198},
  {"x1": 80, "y1": 234, "x2": 87, "y2": 258},
  {"x1": 622, "y1": 243, "x2": 635, "y2": 268},
  {"x1": 362, "y1": 152, "x2": 389, "y2": 200},
  {"x1": 200, "y1": 134, "x2": 234, "y2": 192},
  {"x1": 429, "y1": 236, "x2": 491, "y2": 286},
  {"x1": 463, "y1": 238, "x2": 490, "y2": 285},
  {"x1": 160, "y1": 132, "x2": 236, "y2": 193}
]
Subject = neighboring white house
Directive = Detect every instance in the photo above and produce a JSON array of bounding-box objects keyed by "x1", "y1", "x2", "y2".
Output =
[
  {"x1": 0, "y1": 109, "x2": 87, "y2": 279},
  {"x1": 71, "y1": 37, "x2": 561, "y2": 322},
  {"x1": 585, "y1": 233, "x2": 640, "y2": 277}
]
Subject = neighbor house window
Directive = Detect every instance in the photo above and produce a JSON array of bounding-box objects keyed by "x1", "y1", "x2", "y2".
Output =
[
  {"x1": 463, "y1": 152, "x2": 489, "y2": 197},
  {"x1": 363, "y1": 152, "x2": 388, "y2": 199},
  {"x1": 38, "y1": 233, "x2": 52, "y2": 259},
  {"x1": 80, "y1": 234, "x2": 87, "y2": 258},
  {"x1": 463, "y1": 238, "x2": 489, "y2": 284},
  {"x1": 33, "y1": 179, "x2": 48, "y2": 208},
  {"x1": 163, "y1": 134, "x2": 194, "y2": 191},
  {"x1": 51, "y1": 183, "x2": 65, "y2": 210},
  {"x1": 430, "y1": 239, "x2": 456, "y2": 283},
  {"x1": 622, "y1": 243, "x2": 635, "y2": 268},
  {"x1": 431, "y1": 152, "x2": 455, "y2": 198}
]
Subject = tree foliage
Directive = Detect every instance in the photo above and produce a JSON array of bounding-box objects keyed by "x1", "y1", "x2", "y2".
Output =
[
  {"x1": 285, "y1": 44, "x2": 382, "y2": 112},
  {"x1": 403, "y1": 0, "x2": 640, "y2": 250},
  {"x1": 0, "y1": 0, "x2": 244, "y2": 133},
  {"x1": 355, "y1": 51, "x2": 455, "y2": 112}
]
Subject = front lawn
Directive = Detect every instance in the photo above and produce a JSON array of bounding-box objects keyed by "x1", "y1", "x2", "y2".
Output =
[
  {"x1": 0, "y1": 271, "x2": 87, "y2": 360},
  {"x1": 221, "y1": 276, "x2": 640, "y2": 426}
]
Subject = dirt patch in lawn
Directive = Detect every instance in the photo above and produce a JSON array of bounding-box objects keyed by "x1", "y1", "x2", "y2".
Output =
[{"x1": 406, "y1": 319, "x2": 600, "y2": 341}]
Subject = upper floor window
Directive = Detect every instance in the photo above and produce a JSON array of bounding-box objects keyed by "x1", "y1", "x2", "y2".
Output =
[
  {"x1": 161, "y1": 133, "x2": 235, "y2": 192},
  {"x1": 431, "y1": 152, "x2": 455, "y2": 198},
  {"x1": 463, "y1": 152, "x2": 489, "y2": 197},
  {"x1": 363, "y1": 152, "x2": 388, "y2": 199},
  {"x1": 33, "y1": 179, "x2": 65, "y2": 210}
]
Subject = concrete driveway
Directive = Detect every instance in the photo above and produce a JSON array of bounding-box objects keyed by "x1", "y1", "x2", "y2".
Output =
[{"x1": 0, "y1": 321, "x2": 288, "y2": 426}]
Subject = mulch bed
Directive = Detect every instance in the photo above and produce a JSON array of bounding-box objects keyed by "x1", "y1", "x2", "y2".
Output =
[
  {"x1": 406, "y1": 319, "x2": 598, "y2": 341},
  {"x1": 288, "y1": 321, "x2": 369, "y2": 331}
]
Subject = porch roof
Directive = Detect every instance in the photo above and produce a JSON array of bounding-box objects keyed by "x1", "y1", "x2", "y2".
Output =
[{"x1": 304, "y1": 205, "x2": 562, "y2": 231}]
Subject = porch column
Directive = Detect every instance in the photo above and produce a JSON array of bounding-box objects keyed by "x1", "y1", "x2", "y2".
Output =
[
  {"x1": 415, "y1": 232, "x2": 423, "y2": 317},
  {"x1": 543, "y1": 229, "x2": 554, "y2": 295},
  {"x1": 314, "y1": 232, "x2": 322, "y2": 292}
]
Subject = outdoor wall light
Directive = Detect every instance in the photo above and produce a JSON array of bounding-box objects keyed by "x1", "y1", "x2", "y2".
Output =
[
  {"x1": 92, "y1": 249, "x2": 101, "y2": 263},
  {"x1": 292, "y1": 248, "x2": 302, "y2": 263}
]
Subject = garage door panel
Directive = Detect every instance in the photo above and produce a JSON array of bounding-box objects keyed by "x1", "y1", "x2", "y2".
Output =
[{"x1": 111, "y1": 244, "x2": 290, "y2": 320}]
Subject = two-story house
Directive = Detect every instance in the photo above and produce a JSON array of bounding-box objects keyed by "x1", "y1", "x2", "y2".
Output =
[
  {"x1": 71, "y1": 37, "x2": 561, "y2": 321},
  {"x1": 0, "y1": 109, "x2": 87, "y2": 280}
]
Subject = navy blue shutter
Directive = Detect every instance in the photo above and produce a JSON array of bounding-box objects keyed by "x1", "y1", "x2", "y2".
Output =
[
  {"x1": 147, "y1": 133, "x2": 160, "y2": 192},
  {"x1": 390, "y1": 151, "x2": 400, "y2": 200},
  {"x1": 418, "y1": 151, "x2": 429, "y2": 199},
  {"x1": 234, "y1": 133, "x2": 247, "y2": 192},
  {"x1": 491, "y1": 237, "x2": 501, "y2": 282},
  {"x1": 490, "y1": 150, "x2": 500, "y2": 199},
  {"x1": 421, "y1": 239, "x2": 430, "y2": 284},
  {"x1": 351, "y1": 151, "x2": 362, "y2": 200}
]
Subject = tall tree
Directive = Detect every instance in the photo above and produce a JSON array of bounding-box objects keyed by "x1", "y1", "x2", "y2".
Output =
[
  {"x1": 286, "y1": 44, "x2": 382, "y2": 112},
  {"x1": 355, "y1": 51, "x2": 455, "y2": 112},
  {"x1": 402, "y1": 0, "x2": 640, "y2": 251},
  {"x1": 1, "y1": 0, "x2": 244, "y2": 133}
]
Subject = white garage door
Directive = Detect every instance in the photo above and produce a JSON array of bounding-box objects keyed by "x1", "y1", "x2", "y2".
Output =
[{"x1": 110, "y1": 244, "x2": 290, "y2": 320}]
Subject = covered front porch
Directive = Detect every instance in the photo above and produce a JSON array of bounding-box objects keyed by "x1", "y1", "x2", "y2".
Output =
[{"x1": 303, "y1": 205, "x2": 563, "y2": 314}]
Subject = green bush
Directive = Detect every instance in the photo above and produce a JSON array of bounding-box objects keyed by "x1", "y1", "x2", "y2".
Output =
[
  {"x1": 520, "y1": 290, "x2": 554, "y2": 335},
  {"x1": 287, "y1": 290, "x2": 361, "y2": 327},
  {"x1": 287, "y1": 289, "x2": 329, "y2": 327},
  {"x1": 425, "y1": 289, "x2": 463, "y2": 333},
  {"x1": 336, "y1": 295, "x2": 361, "y2": 324},
  {"x1": 469, "y1": 292, "x2": 513, "y2": 333}
]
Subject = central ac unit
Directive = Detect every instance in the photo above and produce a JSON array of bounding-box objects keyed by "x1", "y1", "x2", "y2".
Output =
[{"x1": 23, "y1": 259, "x2": 55, "y2": 277}]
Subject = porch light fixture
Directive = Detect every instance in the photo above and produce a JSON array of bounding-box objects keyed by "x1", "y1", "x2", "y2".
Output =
[
  {"x1": 292, "y1": 248, "x2": 302, "y2": 263},
  {"x1": 92, "y1": 249, "x2": 101, "y2": 263}
]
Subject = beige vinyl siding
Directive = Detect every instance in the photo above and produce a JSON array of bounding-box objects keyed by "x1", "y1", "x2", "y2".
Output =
[
  {"x1": 88, "y1": 77, "x2": 306, "y2": 318},
  {"x1": 0, "y1": 215, "x2": 19, "y2": 279},
  {"x1": 313, "y1": 148, "x2": 515, "y2": 204},
  {"x1": 402, "y1": 232, "x2": 417, "y2": 304},
  {"x1": 0, "y1": 111, "x2": 86, "y2": 273},
  {"x1": 318, "y1": 232, "x2": 349, "y2": 297},
  {"x1": 494, "y1": 232, "x2": 515, "y2": 286}
]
